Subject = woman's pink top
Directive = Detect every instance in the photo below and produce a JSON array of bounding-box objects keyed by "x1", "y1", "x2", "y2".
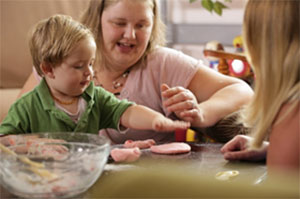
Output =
[{"x1": 100, "y1": 47, "x2": 202, "y2": 144}]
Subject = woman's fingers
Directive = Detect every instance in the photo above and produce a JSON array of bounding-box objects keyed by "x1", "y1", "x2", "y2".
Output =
[
  {"x1": 220, "y1": 135, "x2": 267, "y2": 162},
  {"x1": 161, "y1": 83, "x2": 169, "y2": 92},
  {"x1": 220, "y1": 138, "x2": 240, "y2": 153},
  {"x1": 221, "y1": 135, "x2": 248, "y2": 153},
  {"x1": 223, "y1": 150, "x2": 253, "y2": 161},
  {"x1": 165, "y1": 100, "x2": 195, "y2": 112},
  {"x1": 161, "y1": 84, "x2": 200, "y2": 125},
  {"x1": 161, "y1": 85, "x2": 186, "y2": 99},
  {"x1": 162, "y1": 84, "x2": 198, "y2": 111},
  {"x1": 223, "y1": 149, "x2": 266, "y2": 162}
]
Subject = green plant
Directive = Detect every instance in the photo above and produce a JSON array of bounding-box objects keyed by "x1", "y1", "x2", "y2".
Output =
[{"x1": 189, "y1": 0, "x2": 232, "y2": 16}]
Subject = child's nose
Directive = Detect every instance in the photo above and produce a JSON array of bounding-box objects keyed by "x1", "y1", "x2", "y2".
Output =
[{"x1": 84, "y1": 66, "x2": 93, "y2": 76}]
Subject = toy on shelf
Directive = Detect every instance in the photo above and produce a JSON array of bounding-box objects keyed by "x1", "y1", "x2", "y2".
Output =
[
  {"x1": 203, "y1": 37, "x2": 254, "y2": 85},
  {"x1": 204, "y1": 40, "x2": 225, "y2": 71},
  {"x1": 229, "y1": 35, "x2": 252, "y2": 79},
  {"x1": 233, "y1": 35, "x2": 243, "y2": 53}
]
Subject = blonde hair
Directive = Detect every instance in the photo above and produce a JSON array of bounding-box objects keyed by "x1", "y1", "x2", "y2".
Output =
[
  {"x1": 29, "y1": 14, "x2": 94, "y2": 76},
  {"x1": 80, "y1": 0, "x2": 166, "y2": 69},
  {"x1": 241, "y1": 0, "x2": 300, "y2": 148}
]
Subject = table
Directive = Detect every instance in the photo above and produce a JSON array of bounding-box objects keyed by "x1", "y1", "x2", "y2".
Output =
[
  {"x1": 104, "y1": 142, "x2": 267, "y2": 180},
  {"x1": 1, "y1": 143, "x2": 268, "y2": 198}
]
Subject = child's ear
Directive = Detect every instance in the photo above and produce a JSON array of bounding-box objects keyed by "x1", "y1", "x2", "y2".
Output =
[{"x1": 40, "y1": 62, "x2": 55, "y2": 78}]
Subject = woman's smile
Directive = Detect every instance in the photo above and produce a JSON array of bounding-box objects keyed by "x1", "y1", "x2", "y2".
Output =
[{"x1": 117, "y1": 42, "x2": 136, "y2": 53}]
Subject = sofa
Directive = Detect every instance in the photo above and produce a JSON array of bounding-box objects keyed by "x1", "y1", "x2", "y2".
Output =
[{"x1": 0, "y1": 0, "x2": 89, "y2": 122}]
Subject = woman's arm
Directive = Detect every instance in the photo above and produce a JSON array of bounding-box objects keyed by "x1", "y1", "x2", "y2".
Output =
[
  {"x1": 17, "y1": 72, "x2": 39, "y2": 98},
  {"x1": 162, "y1": 66, "x2": 253, "y2": 128},
  {"x1": 267, "y1": 102, "x2": 299, "y2": 175},
  {"x1": 120, "y1": 105, "x2": 190, "y2": 132}
]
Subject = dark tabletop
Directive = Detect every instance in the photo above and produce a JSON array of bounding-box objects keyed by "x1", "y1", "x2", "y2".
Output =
[
  {"x1": 104, "y1": 143, "x2": 267, "y2": 182},
  {"x1": 1, "y1": 142, "x2": 268, "y2": 199}
]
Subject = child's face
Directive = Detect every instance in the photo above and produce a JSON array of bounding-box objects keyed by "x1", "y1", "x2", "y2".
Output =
[{"x1": 49, "y1": 37, "x2": 96, "y2": 97}]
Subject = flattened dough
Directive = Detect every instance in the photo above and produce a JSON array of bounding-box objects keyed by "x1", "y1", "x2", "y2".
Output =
[
  {"x1": 110, "y1": 147, "x2": 141, "y2": 162},
  {"x1": 124, "y1": 139, "x2": 156, "y2": 149},
  {"x1": 150, "y1": 142, "x2": 191, "y2": 154}
]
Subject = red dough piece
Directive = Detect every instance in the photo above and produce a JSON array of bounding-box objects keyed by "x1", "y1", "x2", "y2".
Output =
[
  {"x1": 124, "y1": 139, "x2": 156, "y2": 149},
  {"x1": 110, "y1": 147, "x2": 141, "y2": 162},
  {"x1": 150, "y1": 142, "x2": 191, "y2": 154}
]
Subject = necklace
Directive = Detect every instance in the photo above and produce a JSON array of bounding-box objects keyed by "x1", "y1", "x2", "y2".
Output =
[
  {"x1": 51, "y1": 95, "x2": 77, "y2": 105},
  {"x1": 112, "y1": 70, "x2": 130, "y2": 89}
]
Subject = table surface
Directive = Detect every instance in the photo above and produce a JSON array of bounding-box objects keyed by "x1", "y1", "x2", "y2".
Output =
[{"x1": 1, "y1": 143, "x2": 267, "y2": 199}]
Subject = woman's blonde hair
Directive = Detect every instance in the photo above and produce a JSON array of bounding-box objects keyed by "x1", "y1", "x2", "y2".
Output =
[
  {"x1": 80, "y1": 0, "x2": 166, "y2": 69},
  {"x1": 241, "y1": 0, "x2": 300, "y2": 148},
  {"x1": 29, "y1": 14, "x2": 94, "y2": 76}
]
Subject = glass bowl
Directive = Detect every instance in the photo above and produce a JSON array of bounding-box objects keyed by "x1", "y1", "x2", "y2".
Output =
[{"x1": 0, "y1": 132, "x2": 110, "y2": 199}]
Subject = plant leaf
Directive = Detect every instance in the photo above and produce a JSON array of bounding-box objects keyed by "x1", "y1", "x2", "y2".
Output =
[
  {"x1": 189, "y1": 0, "x2": 198, "y2": 3},
  {"x1": 215, "y1": 0, "x2": 228, "y2": 8},
  {"x1": 201, "y1": 0, "x2": 214, "y2": 12},
  {"x1": 213, "y1": 1, "x2": 228, "y2": 16}
]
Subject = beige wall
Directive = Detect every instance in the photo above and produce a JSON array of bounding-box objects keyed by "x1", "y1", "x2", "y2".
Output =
[
  {"x1": 0, "y1": 0, "x2": 247, "y2": 88},
  {"x1": 0, "y1": 0, "x2": 89, "y2": 88}
]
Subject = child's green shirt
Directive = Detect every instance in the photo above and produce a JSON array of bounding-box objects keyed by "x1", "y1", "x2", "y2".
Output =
[{"x1": 0, "y1": 78, "x2": 133, "y2": 135}]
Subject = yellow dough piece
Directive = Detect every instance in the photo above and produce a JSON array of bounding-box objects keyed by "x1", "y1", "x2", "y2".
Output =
[{"x1": 215, "y1": 170, "x2": 239, "y2": 181}]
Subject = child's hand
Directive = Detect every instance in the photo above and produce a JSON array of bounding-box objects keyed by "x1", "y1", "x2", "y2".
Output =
[{"x1": 152, "y1": 116, "x2": 190, "y2": 132}]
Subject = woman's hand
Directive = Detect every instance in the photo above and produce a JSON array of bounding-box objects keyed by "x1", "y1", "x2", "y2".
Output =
[
  {"x1": 152, "y1": 115, "x2": 190, "y2": 132},
  {"x1": 161, "y1": 84, "x2": 204, "y2": 127},
  {"x1": 221, "y1": 135, "x2": 268, "y2": 162}
]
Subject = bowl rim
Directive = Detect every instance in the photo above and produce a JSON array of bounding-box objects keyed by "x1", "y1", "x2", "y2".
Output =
[{"x1": 1, "y1": 132, "x2": 111, "y2": 154}]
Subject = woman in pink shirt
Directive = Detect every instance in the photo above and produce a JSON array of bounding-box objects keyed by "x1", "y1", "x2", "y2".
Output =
[{"x1": 19, "y1": 0, "x2": 253, "y2": 144}]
